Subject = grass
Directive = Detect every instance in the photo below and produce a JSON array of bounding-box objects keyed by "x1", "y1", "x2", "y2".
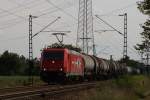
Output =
[
  {"x1": 63, "y1": 75, "x2": 150, "y2": 100},
  {"x1": 0, "y1": 76, "x2": 44, "y2": 88},
  {"x1": 88, "y1": 75, "x2": 150, "y2": 100}
]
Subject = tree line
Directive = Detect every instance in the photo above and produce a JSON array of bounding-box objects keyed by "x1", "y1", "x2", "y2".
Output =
[
  {"x1": 135, "y1": 0, "x2": 150, "y2": 62},
  {"x1": 0, "y1": 51, "x2": 40, "y2": 76}
]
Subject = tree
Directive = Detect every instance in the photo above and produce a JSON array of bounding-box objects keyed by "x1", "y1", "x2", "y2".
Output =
[
  {"x1": 48, "y1": 43, "x2": 82, "y2": 52},
  {"x1": 0, "y1": 51, "x2": 22, "y2": 75},
  {"x1": 137, "y1": 0, "x2": 150, "y2": 15},
  {"x1": 0, "y1": 51, "x2": 40, "y2": 76},
  {"x1": 135, "y1": 0, "x2": 150, "y2": 65}
]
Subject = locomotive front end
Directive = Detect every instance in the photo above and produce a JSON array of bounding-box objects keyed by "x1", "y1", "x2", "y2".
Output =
[{"x1": 40, "y1": 48, "x2": 65, "y2": 83}]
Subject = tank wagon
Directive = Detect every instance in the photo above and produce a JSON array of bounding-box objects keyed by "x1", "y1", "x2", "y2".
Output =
[{"x1": 40, "y1": 48, "x2": 127, "y2": 83}]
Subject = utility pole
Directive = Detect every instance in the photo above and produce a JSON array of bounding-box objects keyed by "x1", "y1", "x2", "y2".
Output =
[
  {"x1": 29, "y1": 15, "x2": 33, "y2": 62},
  {"x1": 119, "y1": 13, "x2": 128, "y2": 61},
  {"x1": 29, "y1": 15, "x2": 33, "y2": 85},
  {"x1": 28, "y1": 15, "x2": 37, "y2": 85}
]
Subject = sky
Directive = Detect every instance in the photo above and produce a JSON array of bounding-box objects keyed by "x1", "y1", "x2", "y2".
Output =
[{"x1": 0, "y1": 0, "x2": 147, "y2": 61}]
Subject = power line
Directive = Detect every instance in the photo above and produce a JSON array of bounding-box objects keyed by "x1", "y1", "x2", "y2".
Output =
[
  {"x1": 0, "y1": 1, "x2": 53, "y2": 28},
  {"x1": 36, "y1": 3, "x2": 74, "y2": 18},
  {"x1": 95, "y1": 15, "x2": 123, "y2": 35},
  {"x1": 0, "y1": 0, "x2": 78, "y2": 31},
  {"x1": 0, "y1": 7, "x2": 53, "y2": 29},
  {"x1": 99, "y1": 3, "x2": 136, "y2": 17},
  {"x1": 45, "y1": 0, "x2": 77, "y2": 21},
  {"x1": 30, "y1": 0, "x2": 76, "y2": 18},
  {"x1": 0, "y1": 0, "x2": 44, "y2": 17},
  {"x1": 0, "y1": 0, "x2": 75, "y2": 30},
  {"x1": 0, "y1": 8, "x2": 27, "y2": 19},
  {"x1": 0, "y1": 19, "x2": 25, "y2": 30},
  {"x1": 0, "y1": 35, "x2": 27, "y2": 43}
]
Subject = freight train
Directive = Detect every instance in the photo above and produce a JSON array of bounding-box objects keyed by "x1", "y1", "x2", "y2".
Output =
[{"x1": 40, "y1": 48, "x2": 140, "y2": 83}]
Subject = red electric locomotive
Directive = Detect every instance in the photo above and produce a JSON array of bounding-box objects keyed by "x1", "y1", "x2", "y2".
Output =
[
  {"x1": 40, "y1": 48, "x2": 128, "y2": 83},
  {"x1": 40, "y1": 48, "x2": 84, "y2": 83}
]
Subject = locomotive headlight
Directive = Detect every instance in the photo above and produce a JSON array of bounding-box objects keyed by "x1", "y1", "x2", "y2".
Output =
[
  {"x1": 43, "y1": 68, "x2": 46, "y2": 71},
  {"x1": 52, "y1": 60, "x2": 55, "y2": 63},
  {"x1": 60, "y1": 68, "x2": 63, "y2": 71}
]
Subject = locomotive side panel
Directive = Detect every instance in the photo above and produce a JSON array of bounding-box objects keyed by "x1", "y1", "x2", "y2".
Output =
[{"x1": 67, "y1": 50, "x2": 84, "y2": 76}]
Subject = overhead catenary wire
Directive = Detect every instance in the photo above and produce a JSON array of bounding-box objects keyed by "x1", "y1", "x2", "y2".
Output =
[
  {"x1": 99, "y1": 3, "x2": 136, "y2": 17},
  {"x1": 0, "y1": 0, "x2": 75, "y2": 30},
  {"x1": 35, "y1": 0, "x2": 76, "y2": 17},
  {"x1": 0, "y1": 19, "x2": 25, "y2": 30},
  {"x1": 0, "y1": 7, "x2": 43, "y2": 28},
  {"x1": 0, "y1": 35, "x2": 28, "y2": 43},
  {"x1": 95, "y1": 15, "x2": 140, "y2": 59},
  {"x1": 0, "y1": 0, "x2": 58, "y2": 29},
  {"x1": 0, "y1": 0, "x2": 75, "y2": 19},
  {"x1": 99, "y1": 19, "x2": 139, "y2": 56},
  {"x1": 36, "y1": 2, "x2": 75, "y2": 18},
  {"x1": 6, "y1": 0, "x2": 53, "y2": 18},
  {"x1": 0, "y1": 0, "x2": 44, "y2": 17},
  {"x1": 0, "y1": 0, "x2": 77, "y2": 29},
  {"x1": 0, "y1": 7, "x2": 51, "y2": 30},
  {"x1": 45, "y1": 0, "x2": 77, "y2": 21},
  {"x1": 0, "y1": 8, "x2": 27, "y2": 20},
  {"x1": 96, "y1": 16, "x2": 139, "y2": 58},
  {"x1": 32, "y1": 17, "x2": 61, "y2": 38},
  {"x1": 95, "y1": 15, "x2": 123, "y2": 35}
]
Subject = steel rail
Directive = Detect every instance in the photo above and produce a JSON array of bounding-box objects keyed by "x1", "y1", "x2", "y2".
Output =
[
  {"x1": 0, "y1": 82, "x2": 96, "y2": 100},
  {"x1": 0, "y1": 84, "x2": 55, "y2": 96}
]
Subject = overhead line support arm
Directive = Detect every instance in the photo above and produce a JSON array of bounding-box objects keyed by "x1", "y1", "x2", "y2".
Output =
[{"x1": 32, "y1": 17, "x2": 61, "y2": 38}]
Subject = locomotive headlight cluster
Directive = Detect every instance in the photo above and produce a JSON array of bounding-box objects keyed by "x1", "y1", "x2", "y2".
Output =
[{"x1": 60, "y1": 68, "x2": 63, "y2": 71}]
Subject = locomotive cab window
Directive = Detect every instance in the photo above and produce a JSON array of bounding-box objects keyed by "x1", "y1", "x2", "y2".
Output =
[{"x1": 43, "y1": 52, "x2": 64, "y2": 60}]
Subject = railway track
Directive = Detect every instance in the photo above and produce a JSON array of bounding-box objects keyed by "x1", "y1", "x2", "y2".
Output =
[
  {"x1": 0, "y1": 82, "x2": 96, "y2": 100},
  {"x1": 0, "y1": 84, "x2": 52, "y2": 95}
]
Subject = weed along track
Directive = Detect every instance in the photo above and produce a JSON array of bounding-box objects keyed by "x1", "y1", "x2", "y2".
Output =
[{"x1": 0, "y1": 82, "x2": 96, "y2": 100}]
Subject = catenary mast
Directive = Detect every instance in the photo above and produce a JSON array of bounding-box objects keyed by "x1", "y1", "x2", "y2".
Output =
[{"x1": 77, "y1": 0, "x2": 96, "y2": 55}]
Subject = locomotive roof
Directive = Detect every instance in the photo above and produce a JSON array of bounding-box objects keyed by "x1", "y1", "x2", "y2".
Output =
[
  {"x1": 43, "y1": 48, "x2": 67, "y2": 51},
  {"x1": 43, "y1": 48, "x2": 79, "y2": 53}
]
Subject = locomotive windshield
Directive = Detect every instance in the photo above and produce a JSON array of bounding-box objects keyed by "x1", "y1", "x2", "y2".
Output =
[{"x1": 43, "y1": 52, "x2": 64, "y2": 60}]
